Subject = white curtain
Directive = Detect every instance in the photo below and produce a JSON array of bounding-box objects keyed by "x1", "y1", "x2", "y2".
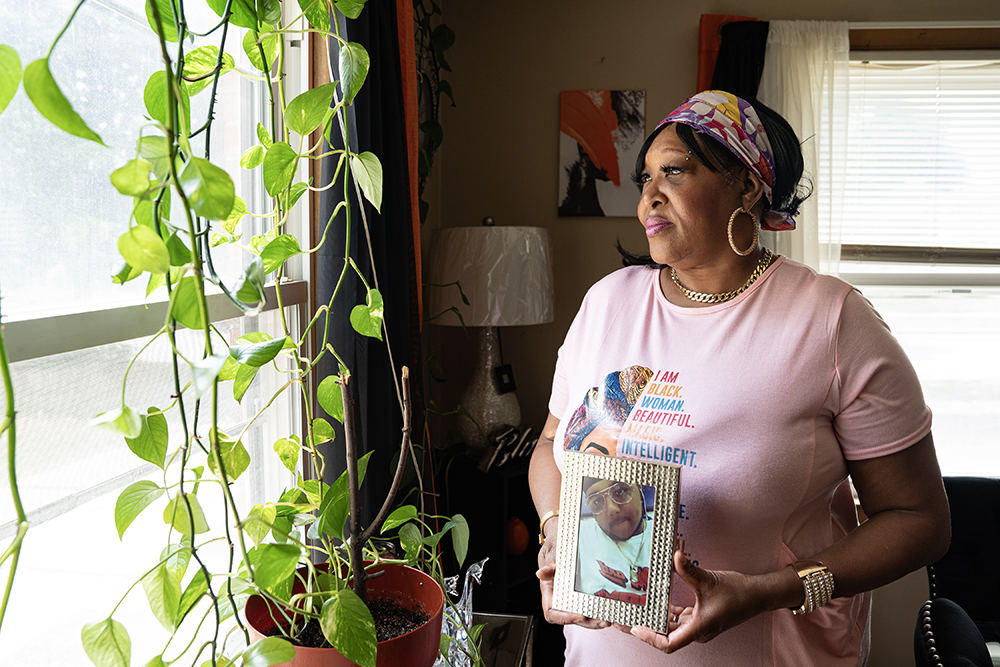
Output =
[{"x1": 757, "y1": 21, "x2": 849, "y2": 275}]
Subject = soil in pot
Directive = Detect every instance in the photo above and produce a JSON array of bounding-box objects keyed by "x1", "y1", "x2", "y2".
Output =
[{"x1": 270, "y1": 597, "x2": 431, "y2": 648}]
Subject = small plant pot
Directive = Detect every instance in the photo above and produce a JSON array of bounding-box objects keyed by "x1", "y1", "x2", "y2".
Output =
[{"x1": 245, "y1": 562, "x2": 444, "y2": 667}]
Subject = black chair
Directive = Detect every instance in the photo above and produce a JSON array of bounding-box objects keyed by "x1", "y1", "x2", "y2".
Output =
[
  {"x1": 914, "y1": 598, "x2": 992, "y2": 667},
  {"x1": 927, "y1": 477, "x2": 1000, "y2": 644}
]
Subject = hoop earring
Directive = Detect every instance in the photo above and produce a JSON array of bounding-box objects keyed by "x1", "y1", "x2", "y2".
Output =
[{"x1": 727, "y1": 206, "x2": 759, "y2": 256}]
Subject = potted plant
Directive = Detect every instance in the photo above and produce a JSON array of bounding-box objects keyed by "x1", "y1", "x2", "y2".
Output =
[{"x1": 1, "y1": 1, "x2": 475, "y2": 665}]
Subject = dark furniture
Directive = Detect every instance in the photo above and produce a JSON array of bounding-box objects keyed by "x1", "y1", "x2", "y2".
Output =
[
  {"x1": 442, "y1": 455, "x2": 566, "y2": 665},
  {"x1": 914, "y1": 598, "x2": 992, "y2": 667}
]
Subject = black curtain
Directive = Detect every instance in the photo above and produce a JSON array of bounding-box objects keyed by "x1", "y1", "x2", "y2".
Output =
[
  {"x1": 711, "y1": 21, "x2": 770, "y2": 100},
  {"x1": 317, "y1": 3, "x2": 422, "y2": 525}
]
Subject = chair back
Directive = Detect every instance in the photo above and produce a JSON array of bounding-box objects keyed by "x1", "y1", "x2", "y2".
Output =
[
  {"x1": 915, "y1": 598, "x2": 992, "y2": 667},
  {"x1": 928, "y1": 476, "x2": 1000, "y2": 643}
]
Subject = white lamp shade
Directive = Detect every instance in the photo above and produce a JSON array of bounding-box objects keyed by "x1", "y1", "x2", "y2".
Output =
[{"x1": 427, "y1": 226, "x2": 554, "y2": 327}]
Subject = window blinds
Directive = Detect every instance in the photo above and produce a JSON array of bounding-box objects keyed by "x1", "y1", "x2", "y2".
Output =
[{"x1": 843, "y1": 60, "x2": 1000, "y2": 250}]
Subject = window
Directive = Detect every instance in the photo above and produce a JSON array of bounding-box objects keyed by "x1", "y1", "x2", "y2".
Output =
[
  {"x1": 840, "y1": 28, "x2": 1000, "y2": 476},
  {"x1": 0, "y1": 1, "x2": 309, "y2": 663}
]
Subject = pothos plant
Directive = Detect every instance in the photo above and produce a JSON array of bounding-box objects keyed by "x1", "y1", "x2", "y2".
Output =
[{"x1": 0, "y1": 1, "x2": 476, "y2": 666}]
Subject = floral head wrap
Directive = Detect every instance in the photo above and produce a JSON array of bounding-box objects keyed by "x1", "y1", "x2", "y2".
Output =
[
  {"x1": 564, "y1": 366, "x2": 653, "y2": 452},
  {"x1": 656, "y1": 90, "x2": 795, "y2": 231}
]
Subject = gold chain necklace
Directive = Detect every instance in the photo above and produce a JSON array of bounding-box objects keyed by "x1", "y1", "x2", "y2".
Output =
[{"x1": 670, "y1": 248, "x2": 774, "y2": 304}]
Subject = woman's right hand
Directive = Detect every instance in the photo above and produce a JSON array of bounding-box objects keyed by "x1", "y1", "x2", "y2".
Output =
[{"x1": 536, "y1": 520, "x2": 611, "y2": 629}]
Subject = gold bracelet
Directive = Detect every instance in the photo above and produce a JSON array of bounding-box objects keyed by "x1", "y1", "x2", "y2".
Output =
[
  {"x1": 538, "y1": 510, "x2": 559, "y2": 546},
  {"x1": 790, "y1": 560, "x2": 835, "y2": 615}
]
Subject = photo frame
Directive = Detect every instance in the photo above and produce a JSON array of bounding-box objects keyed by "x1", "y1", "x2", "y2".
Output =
[{"x1": 553, "y1": 450, "x2": 680, "y2": 631}]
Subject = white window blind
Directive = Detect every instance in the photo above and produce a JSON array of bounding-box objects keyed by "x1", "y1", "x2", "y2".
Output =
[{"x1": 843, "y1": 59, "x2": 1000, "y2": 251}]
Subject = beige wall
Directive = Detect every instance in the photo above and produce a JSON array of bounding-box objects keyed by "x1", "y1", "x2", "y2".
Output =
[{"x1": 423, "y1": 3, "x2": 998, "y2": 665}]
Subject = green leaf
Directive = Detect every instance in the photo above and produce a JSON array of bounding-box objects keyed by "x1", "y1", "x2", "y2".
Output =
[
  {"x1": 218, "y1": 355, "x2": 240, "y2": 381},
  {"x1": 22, "y1": 58, "x2": 103, "y2": 144},
  {"x1": 142, "y1": 562, "x2": 182, "y2": 632},
  {"x1": 381, "y1": 505, "x2": 417, "y2": 533},
  {"x1": 179, "y1": 156, "x2": 235, "y2": 221},
  {"x1": 450, "y1": 513, "x2": 470, "y2": 567},
  {"x1": 125, "y1": 409, "x2": 169, "y2": 469},
  {"x1": 297, "y1": 0, "x2": 330, "y2": 31},
  {"x1": 240, "y1": 144, "x2": 265, "y2": 169},
  {"x1": 0, "y1": 45, "x2": 22, "y2": 115},
  {"x1": 240, "y1": 637, "x2": 296, "y2": 667},
  {"x1": 284, "y1": 82, "x2": 338, "y2": 136},
  {"x1": 205, "y1": 0, "x2": 259, "y2": 29},
  {"x1": 165, "y1": 232, "x2": 192, "y2": 267},
  {"x1": 334, "y1": 0, "x2": 366, "y2": 20},
  {"x1": 257, "y1": 122, "x2": 273, "y2": 148},
  {"x1": 143, "y1": 70, "x2": 190, "y2": 132},
  {"x1": 243, "y1": 29, "x2": 280, "y2": 72},
  {"x1": 234, "y1": 363, "x2": 260, "y2": 403},
  {"x1": 115, "y1": 481, "x2": 164, "y2": 539},
  {"x1": 192, "y1": 353, "x2": 228, "y2": 398},
  {"x1": 258, "y1": 0, "x2": 282, "y2": 24},
  {"x1": 81, "y1": 619, "x2": 130, "y2": 667},
  {"x1": 170, "y1": 276, "x2": 204, "y2": 331},
  {"x1": 208, "y1": 429, "x2": 251, "y2": 482},
  {"x1": 399, "y1": 522, "x2": 422, "y2": 559},
  {"x1": 262, "y1": 142, "x2": 298, "y2": 197},
  {"x1": 349, "y1": 151, "x2": 382, "y2": 213},
  {"x1": 223, "y1": 195, "x2": 247, "y2": 235},
  {"x1": 229, "y1": 335, "x2": 286, "y2": 367},
  {"x1": 110, "y1": 158, "x2": 154, "y2": 196},
  {"x1": 162, "y1": 539, "x2": 192, "y2": 578},
  {"x1": 118, "y1": 225, "x2": 169, "y2": 275},
  {"x1": 284, "y1": 180, "x2": 310, "y2": 212},
  {"x1": 183, "y1": 46, "x2": 235, "y2": 96},
  {"x1": 176, "y1": 569, "x2": 208, "y2": 626},
  {"x1": 253, "y1": 544, "x2": 301, "y2": 591},
  {"x1": 273, "y1": 437, "x2": 300, "y2": 473},
  {"x1": 111, "y1": 259, "x2": 143, "y2": 285},
  {"x1": 321, "y1": 589, "x2": 377, "y2": 667},
  {"x1": 350, "y1": 288, "x2": 383, "y2": 340},
  {"x1": 316, "y1": 376, "x2": 344, "y2": 423},
  {"x1": 90, "y1": 406, "x2": 142, "y2": 438},
  {"x1": 245, "y1": 503, "x2": 277, "y2": 546},
  {"x1": 163, "y1": 494, "x2": 210, "y2": 535},
  {"x1": 143, "y1": 655, "x2": 168, "y2": 667},
  {"x1": 260, "y1": 235, "x2": 302, "y2": 273},
  {"x1": 235, "y1": 256, "x2": 266, "y2": 306},
  {"x1": 312, "y1": 488, "x2": 348, "y2": 541},
  {"x1": 311, "y1": 417, "x2": 335, "y2": 445},
  {"x1": 145, "y1": 0, "x2": 178, "y2": 42},
  {"x1": 137, "y1": 135, "x2": 172, "y2": 181},
  {"x1": 339, "y1": 42, "x2": 369, "y2": 105}
]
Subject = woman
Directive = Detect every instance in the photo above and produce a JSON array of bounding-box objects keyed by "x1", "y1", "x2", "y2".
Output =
[{"x1": 529, "y1": 91, "x2": 950, "y2": 665}]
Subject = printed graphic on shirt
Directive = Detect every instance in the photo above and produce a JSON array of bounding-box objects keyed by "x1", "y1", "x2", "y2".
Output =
[{"x1": 565, "y1": 366, "x2": 700, "y2": 566}]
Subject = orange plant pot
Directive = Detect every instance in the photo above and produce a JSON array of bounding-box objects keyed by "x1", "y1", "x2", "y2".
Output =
[{"x1": 245, "y1": 562, "x2": 444, "y2": 667}]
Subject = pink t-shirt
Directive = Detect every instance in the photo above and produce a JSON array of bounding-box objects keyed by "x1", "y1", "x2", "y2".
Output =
[{"x1": 548, "y1": 256, "x2": 931, "y2": 666}]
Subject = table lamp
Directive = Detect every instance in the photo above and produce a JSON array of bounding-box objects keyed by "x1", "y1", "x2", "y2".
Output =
[{"x1": 427, "y1": 219, "x2": 554, "y2": 451}]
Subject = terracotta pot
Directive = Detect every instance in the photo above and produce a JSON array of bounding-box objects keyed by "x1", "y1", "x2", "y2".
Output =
[{"x1": 245, "y1": 562, "x2": 444, "y2": 667}]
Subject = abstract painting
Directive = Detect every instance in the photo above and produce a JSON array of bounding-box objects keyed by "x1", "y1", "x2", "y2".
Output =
[{"x1": 558, "y1": 90, "x2": 646, "y2": 217}]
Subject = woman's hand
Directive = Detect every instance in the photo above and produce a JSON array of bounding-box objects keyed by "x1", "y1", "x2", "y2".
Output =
[
  {"x1": 536, "y1": 521, "x2": 611, "y2": 630},
  {"x1": 627, "y1": 550, "x2": 783, "y2": 653}
]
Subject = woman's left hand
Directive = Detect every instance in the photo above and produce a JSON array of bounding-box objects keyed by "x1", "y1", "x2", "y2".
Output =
[{"x1": 626, "y1": 550, "x2": 775, "y2": 653}]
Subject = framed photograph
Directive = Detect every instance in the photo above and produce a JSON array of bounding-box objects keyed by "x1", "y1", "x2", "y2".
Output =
[{"x1": 553, "y1": 450, "x2": 680, "y2": 631}]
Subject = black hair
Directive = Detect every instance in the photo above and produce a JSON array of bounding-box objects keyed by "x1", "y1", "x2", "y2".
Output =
[{"x1": 619, "y1": 95, "x2": 811, "y2": 268}]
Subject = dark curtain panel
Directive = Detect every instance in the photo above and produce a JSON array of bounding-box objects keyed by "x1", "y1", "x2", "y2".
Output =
[
  {"x1": 711, "y1": 21, "x2": 770, "y2": 100},
  {"x1": 317, "y1": 2, "x2": 423, "y2": 525}
]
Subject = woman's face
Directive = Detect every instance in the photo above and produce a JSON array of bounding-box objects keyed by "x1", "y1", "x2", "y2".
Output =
[
  {"x1": 586, "y1": 480, "x2": 643, "y2": 541},
  {"x1": 580, "y1": 423, "x2": 620, "y2": 457},
  {"x1": 636, "y1": 124, "x2": 745, "y2": 269}
]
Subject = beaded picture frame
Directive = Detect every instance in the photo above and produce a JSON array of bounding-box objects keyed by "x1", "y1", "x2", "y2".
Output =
[{"x1": 553, "y1": 450, "x2": 680, "y2": 631}]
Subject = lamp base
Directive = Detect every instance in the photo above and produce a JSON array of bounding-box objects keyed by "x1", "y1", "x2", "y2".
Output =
[{"x1": 457, "y1": 327, "x2": 521, "y2": 453}]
